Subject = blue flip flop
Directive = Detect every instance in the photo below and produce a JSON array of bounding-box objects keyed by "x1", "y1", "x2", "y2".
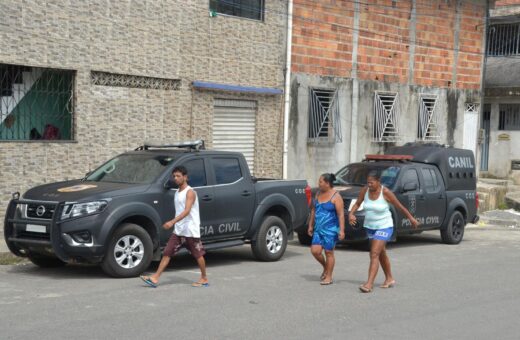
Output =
[
  {"x1": 191, "y1": 281, "x2": 209, "y2": 287},
  {"x1": 140, "y1": 275, "x2": 157, "y2": 288}
]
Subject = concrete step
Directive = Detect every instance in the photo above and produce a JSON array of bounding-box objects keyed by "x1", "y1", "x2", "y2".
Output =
[
  {"x1": 505, "y1": 192, "x2": 520, "y2": 211},
  {"x1": 480, "y1": 209, "x2": 520, "y2": 228},
  {"x1": 478, "y1": 178, "x2": 510, "y2": 187}
]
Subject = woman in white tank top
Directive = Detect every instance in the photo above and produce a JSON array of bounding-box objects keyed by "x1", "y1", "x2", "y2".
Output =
[{"x1": 349, "y1": 170, "x2": 419, "y2": 293}]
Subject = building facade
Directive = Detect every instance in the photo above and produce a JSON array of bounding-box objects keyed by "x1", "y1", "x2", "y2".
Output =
[
  {"x1": 481, "y1": 0, "x2": 520, "y2": 183},
  {"x1": 287, "y1": 0, "x2": 488, "y2": 183},
  {"x1": 0, "y1": 0, "x2": 289, "y2": 216}
]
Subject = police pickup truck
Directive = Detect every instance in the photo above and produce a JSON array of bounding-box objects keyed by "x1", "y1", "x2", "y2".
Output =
[
  {"x1": 296, "y1": 143, "x2": 479, "y2": 246},
  {"x1": 4, "y1": 140, "x2": 310, "y2": 277}
]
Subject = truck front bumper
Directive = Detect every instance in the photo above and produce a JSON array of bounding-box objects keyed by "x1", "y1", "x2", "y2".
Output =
[{"x1": 4, "y1": 199, "x2": 106, "y2": 263}]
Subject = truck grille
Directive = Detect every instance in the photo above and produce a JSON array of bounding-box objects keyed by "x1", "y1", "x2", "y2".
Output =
[
  {"x1": 16, "y1": 230, "x2": 51, "y2": 241},
  {"x1": 26, "y1": 203, "x2": 56, "y2": 220}
]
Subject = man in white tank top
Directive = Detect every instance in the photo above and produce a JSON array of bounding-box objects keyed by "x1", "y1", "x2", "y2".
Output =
[{"x1": 140, "y1": 166, "x2": 208, "y2": 288}]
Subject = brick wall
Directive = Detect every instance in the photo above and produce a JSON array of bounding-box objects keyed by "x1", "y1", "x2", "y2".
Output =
[
  {"x1": 292, "y1": 0, "x2": 486, "y2": 90},
  {"x1": 0, "y1": 0, "x2": 287, "y2": 219}
]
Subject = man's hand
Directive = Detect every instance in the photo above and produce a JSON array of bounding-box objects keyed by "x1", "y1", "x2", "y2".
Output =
[
  {"x1": 307, "y1": 226, "x2": 313, "y2": 237},
  {"x1": 338, "y1": 230, "x2": 345, "y2": 241},
  {"x1": 162, "y1": 220, "x2": 174, "y2": 230},
  {"x1": 348, "y1": 213, "x2": 357, "y2": 226}
]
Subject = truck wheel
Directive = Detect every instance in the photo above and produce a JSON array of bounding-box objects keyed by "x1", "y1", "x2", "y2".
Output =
[
  {"x1": 252, "y1": 216, "x2": 288, "y2": 261},
  {"x1": 101, "y1": 223, "x2": 153, "y2": 278},
  {"x1": 441, "y1": 211, "x2": 465, "y2": 245},
  {"x1": 27, "y1": 253, "x2": 66, "y2": 268},
  {"x1": 297, "y1": 232, "x2": 312, "y2": 246}
]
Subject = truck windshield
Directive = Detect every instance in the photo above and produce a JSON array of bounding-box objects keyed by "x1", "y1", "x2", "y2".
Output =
[
  {"x1": 86, "y1": 154, "x2": 176, "y2": 184},
  {"x1": 335, "y1": 164, "x2": 401, "y2": 188}
]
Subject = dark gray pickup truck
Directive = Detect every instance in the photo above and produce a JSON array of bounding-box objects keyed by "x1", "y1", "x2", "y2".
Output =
[
  {"x1": 4, "y1": 140, "x2": 310, "y2": 277},
  {"x1": 296, "y1": 143, "x2": 479, "y2": 246}
]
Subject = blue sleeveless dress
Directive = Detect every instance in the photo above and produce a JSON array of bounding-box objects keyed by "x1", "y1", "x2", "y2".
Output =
[{"x1": 311, "y1": 192, "x2": 340, "y2": 251}]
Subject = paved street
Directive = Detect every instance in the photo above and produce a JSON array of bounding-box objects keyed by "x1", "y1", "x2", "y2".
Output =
[{"x1": 1, "y1": 226, "x2": 520, "y2": 340}]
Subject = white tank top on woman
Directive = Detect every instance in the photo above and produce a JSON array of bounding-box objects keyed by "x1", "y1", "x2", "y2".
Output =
[
  {"x1": 174, "y1": 186, "x2": 201, "y2": 238},
  {"x1": 363, "y1": 186, "x2": 393, "y2": 230}
]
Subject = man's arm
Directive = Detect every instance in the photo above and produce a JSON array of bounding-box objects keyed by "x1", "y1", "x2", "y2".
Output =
[{"x1": 163, "y1": 190, "x2": 197, "y2": 229}]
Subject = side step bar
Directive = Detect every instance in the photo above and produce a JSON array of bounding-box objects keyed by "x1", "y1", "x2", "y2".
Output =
[{"x1": 153, "y1": 239, "x2": 245, "y2": 260}]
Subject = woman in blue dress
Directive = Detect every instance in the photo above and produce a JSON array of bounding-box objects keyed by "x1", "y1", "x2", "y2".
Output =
[{"x1": 307, "y1": 173, "x2": 345, "y2": 285}]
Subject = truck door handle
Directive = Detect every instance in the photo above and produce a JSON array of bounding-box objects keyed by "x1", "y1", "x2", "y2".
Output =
[
  {"x1": 241, "y1": 190, "x2": 251, "y2": 197},
  {"x1": 418, "y1": 195, "x2": 425, "y2": 200},
  {"x1": 438, "y1": 194, "x2": 444, "y2": 199},
  {"x1": 201, "y1": 195, "x2": 213, "y2": 201}
]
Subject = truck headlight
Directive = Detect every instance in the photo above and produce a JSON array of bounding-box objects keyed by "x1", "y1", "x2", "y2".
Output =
[{"x1": 61, "y1": 201, "x2": 108, "y2": 220}]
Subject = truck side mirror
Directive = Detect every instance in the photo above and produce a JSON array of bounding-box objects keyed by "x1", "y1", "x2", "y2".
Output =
[
  {"x1": 403, "y1": 182, "x2": 417, "y2": 192},
  {"x1": 164, "y1": 179, "x2": 178, "y2": 190}
]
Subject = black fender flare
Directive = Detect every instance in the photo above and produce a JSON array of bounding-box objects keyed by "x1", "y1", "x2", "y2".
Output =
[
  {"x1": 441, "y1": 198, "x2": 468, "y2": 229},
  {"x1": 100, "y1": 202, "x2": 162, "y2": 246},
  {"x1": 247, "y1": 193, "x2": 296, "y2": 240}
]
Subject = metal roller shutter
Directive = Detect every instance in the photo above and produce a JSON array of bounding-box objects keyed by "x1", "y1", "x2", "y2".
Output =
[{"x1": 213, "y1": 99, "x2": 257, "y2": 174}]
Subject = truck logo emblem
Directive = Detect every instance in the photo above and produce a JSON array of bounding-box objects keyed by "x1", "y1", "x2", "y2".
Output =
[{"x1": 36, "y1": 205, "x2": 46, "y2": 217}]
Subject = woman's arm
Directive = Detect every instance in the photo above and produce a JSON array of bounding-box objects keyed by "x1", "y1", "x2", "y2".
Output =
[
  {"x1": 307, "y1": 202, "x2": 316, "y2": 236},
  {"x1": 382, "y1": 187, "x2": 419, "y2": 228},
  {"x1": 333, "y1": 194, "x2": 345, "y2": 240},
  {"x1": 348, "y1": 186, "x2": 367, "y2": 226}
]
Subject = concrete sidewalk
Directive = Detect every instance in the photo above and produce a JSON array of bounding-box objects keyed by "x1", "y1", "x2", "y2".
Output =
[{"x1": 0, "y1": 237, "x2": 9, "y2": 253}]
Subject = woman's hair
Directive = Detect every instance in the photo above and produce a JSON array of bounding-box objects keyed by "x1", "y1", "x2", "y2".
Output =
[
  {"x1": 367, "y1": 170, "x2": 381, "y2": 180},
  {"x1": 320, "y1": 173, "x2": 336, "y2": 187}
]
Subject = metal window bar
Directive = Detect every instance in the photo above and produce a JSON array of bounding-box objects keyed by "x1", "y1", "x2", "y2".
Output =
[
  {"x1": 418, "y1": 94, "x2": 440, "y2": 141},
  {"x1": 499, "y1": 104, "x2": 520, "y2": 131},
  {"x1": 487, "y1": 23, "x2": 520, "y2": 56},
  {"x1": 308, "y1": 88, "x2": 342, "y2": 143},
  {"x1": 0, "y1": 64, "x2": 74, "y2": 141},
  {"x1": 373, "y1": 92, "x2": 400, "y2": 143}
]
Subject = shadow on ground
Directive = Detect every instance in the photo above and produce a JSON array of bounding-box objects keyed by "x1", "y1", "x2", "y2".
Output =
[{"x1": 4, "y1": 245, "x2": 303, "y2": 280}]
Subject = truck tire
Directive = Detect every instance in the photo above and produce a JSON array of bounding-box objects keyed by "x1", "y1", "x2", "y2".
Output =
[
  {"x1": 297, "y1": 232, "x2": 312, "y2": 246},
  {"x1": 27, "y1": 253, "x2": 66, "y2": 268},
  {"x1": 252, "y1": 216, "x2": 288, "y2": 261},
  {"x1": 101, "y1": 223, "x2": 153, "y2": 278},
  {"x1": 441, "y1": 210, "x2": 465, "y2": 245}
]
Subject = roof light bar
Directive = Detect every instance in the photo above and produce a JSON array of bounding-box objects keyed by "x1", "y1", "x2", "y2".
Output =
[
  {"x1": 135, "y1": 139, "x2": 205, "y2": 151},
  {"x1": 365, "y1": 154, "x2": 414, "y2": 161}
]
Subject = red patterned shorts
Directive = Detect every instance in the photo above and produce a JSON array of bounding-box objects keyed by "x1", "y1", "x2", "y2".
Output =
[{"x1": 163, "y1": 233, "x2": 206, "y2": 259}]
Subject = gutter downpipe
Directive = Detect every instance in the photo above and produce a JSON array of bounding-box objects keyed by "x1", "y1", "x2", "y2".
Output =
[
  {"x1": 282, "y1": 0, "x2": 293, "y2": 179},
  {"x1": 477, "y1": 0, "x2": 490, "y2": 175}
]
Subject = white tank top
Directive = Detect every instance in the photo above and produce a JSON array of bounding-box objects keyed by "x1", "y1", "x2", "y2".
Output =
[
  {"x1": 363, "y1": 186, "x2": 393, "y2": 230},
  {"x1": 174, "y1": 186, "x2": 201, "y2": 237}
]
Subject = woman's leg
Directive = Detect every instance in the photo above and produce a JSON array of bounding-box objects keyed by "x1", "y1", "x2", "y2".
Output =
[
  {"x1": 323, "y1": 250, "x2": 335, "y2": 282},
  {"x1": 363, "y1": 240, "x2": 386, "y2": 289},
  {"x1": 379, "y1": 246, "x2": 395, "y2": 286},
  {"x1": 311, "y1": 245, "x2": 326, "y2": 272}
]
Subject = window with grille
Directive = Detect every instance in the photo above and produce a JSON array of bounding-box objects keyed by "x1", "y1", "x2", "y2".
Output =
[
  {"x1": 373, "y1": 92, "x2": 400, "y2": 143},
  {"x1": 0, "y1": 63, "x2": 74, "y2": 141},
  {"x1": 417, "y1": 94, "x2": 440, "y2": 141},
  {"x1": 210, "y1": 0, "x2": 264, "y2": 21},
  {"x1": 308, "y1": 88, "x2": 342, "y2": 143},
  {"x1": 499, "y1": 104, "x2": 520, "y2": 130},
  {"x1": 487, "y1": 23, "x2": 520, "y2": 56}
]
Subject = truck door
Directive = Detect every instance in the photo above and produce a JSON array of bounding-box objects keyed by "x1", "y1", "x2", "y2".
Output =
[
  {"x1": 397, "y1": 168, "x2": 426, "y2": 230},
  {"x1": 419, "y1": 167, "x2": 446, "y2": 228},
  {"x1": 209, "y1": 156, "x2": 255, "y2": 239},
  {"x1": 161, "y1": 158, "x2": 216, "y2": 244}
]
